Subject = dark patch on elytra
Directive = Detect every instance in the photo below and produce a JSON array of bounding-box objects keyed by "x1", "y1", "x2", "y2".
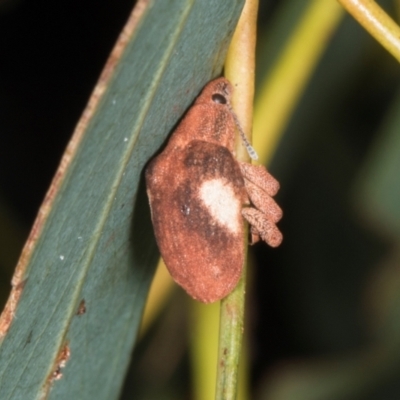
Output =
[
  {"x1": 173, "y1": 178, "x2": 238, "y2": 258},
  {"x1": 184, "y1": 140, "x2": 245, "y2": 190},
  {"x1": 175, "y1": 140, "x2": 247, "y2": 257}
]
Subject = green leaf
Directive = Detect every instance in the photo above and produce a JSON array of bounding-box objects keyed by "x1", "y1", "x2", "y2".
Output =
[{"x1": 0, "y1": 0, "x2": 244, "y2": 398}]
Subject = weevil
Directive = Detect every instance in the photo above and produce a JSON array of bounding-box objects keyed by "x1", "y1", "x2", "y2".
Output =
[{"x1": 146, "y1": 78, "x2": 282, "y2": 303}]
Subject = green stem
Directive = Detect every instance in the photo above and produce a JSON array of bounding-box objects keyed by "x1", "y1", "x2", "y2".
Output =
[
  {"x1": 215, "y1": 0, "x2": 258, "y2": 398},
  {"x1": 215, "y1": 260, "x2": 247, "y2": 400},
  {"x1": 338, "y1": 0, "x2": 400, "y2": 62}
]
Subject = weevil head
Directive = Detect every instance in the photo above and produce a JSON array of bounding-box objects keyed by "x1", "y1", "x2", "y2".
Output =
[
  {"x1": 195, "y1": 77, "x2": 233, "y2": 107},
  {"x1": 195, "y1": 78, "x2": 258, "y2": 160}
]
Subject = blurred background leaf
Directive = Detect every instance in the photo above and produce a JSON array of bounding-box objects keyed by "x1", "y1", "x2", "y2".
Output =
[{"x1": 1, "y1": 0, "x2": 400, "y2": 399}]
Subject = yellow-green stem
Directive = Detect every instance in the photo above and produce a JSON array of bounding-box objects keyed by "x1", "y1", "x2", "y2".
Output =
[
  {"x1": 338, "y1": 0, "x2": 400, "y2": 62},
  {"x1": 215, "y1": 0, "x2": 258, "y2": 399}
]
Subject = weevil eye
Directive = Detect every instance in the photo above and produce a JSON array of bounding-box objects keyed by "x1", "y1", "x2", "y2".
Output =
[{"x1": 212, "y1": 93, "x2": 227, "y2": 104}]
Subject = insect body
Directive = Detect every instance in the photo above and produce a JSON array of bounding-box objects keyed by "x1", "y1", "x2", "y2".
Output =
[{"x1": 146, "y1": 78, "x2": 282, "y2": 303}]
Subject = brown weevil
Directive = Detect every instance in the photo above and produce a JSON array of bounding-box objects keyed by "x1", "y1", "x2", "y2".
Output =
[{"x1": 146, "y1": 78, "x2": 282, "y2": 303}]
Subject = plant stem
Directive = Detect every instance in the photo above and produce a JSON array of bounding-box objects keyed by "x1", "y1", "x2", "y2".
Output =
[
  {"x1": 215, "y1": 1, "x2": 258, "y2": 399},
  {"x1": 338, "y1": 0, "x2": 400, "y2": 62}
]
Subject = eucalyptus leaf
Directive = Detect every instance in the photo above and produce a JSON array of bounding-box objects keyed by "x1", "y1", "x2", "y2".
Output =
[{"x1": 0, "y1": 0, "x2": 244, "y2": 398}]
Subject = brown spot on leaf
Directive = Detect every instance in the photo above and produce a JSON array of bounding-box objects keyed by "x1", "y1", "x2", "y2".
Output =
[
  {"x1": 76, "y1": 299, "x2": 86, "y2": 315},
  {"x1": 0, "y1": 279, "x2": 27, "y2": 338},
  {"x1": 49, "y1": 343, "x2": 70, "y2": 382}
]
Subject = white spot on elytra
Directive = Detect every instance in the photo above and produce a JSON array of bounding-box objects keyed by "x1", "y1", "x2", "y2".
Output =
[
  {"x1": 124, "y1": 137, "x2": 128, "y2": 142},
  {"x1": 199, "y1": 179, "x2": 240, "y2": 234},
  {"x1": 59, "y1": 255, "x2": 64, "y2": 260}
]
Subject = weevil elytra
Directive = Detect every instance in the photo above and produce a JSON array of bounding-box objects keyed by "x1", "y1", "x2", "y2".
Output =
[{"x1": 146, "y1": 78, "x2": 282, "y2": 303}]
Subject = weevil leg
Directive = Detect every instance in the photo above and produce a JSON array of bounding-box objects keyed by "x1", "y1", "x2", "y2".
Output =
[
  {"x1": 249, "y1": 225, "x2": 261, "y2": 245},
  {"x1": 239, "y1": 162, "x2": 280, "y2": 196},
  {"x1": 242, "y1": 207, "x2": 283, "y2": 247},
  {"x1": 244, "y1": 179, "x2": 282, "y2": 223}
]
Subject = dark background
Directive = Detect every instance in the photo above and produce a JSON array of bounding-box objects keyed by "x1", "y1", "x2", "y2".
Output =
[{"x1": 1, "y1": 0, "x2": 399, "y2": 399}]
